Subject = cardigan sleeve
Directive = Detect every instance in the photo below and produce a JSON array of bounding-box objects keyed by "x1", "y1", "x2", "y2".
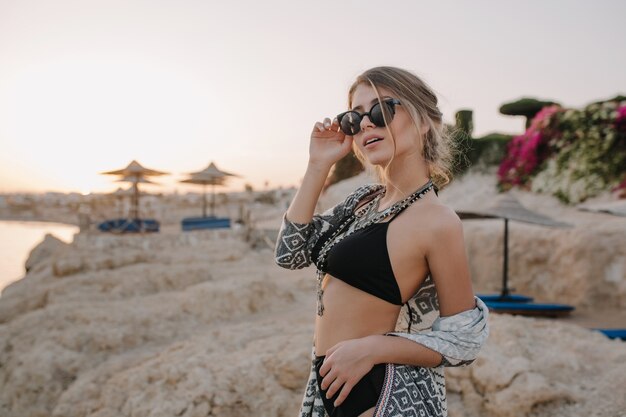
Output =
[
  {"x1": 386, "y1": 295, "x2": 490, "y2": 367},
  {"x1": 274, "y1": 184, "x2": 379, "y2": 270}
]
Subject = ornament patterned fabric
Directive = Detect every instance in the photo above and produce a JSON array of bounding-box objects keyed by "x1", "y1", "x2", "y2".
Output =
[{"x1": 274, "y1": 183, "x2": 490, "y2": 417}]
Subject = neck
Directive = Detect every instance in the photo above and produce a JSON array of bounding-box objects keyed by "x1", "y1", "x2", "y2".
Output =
[{"x1": 379, "y1": 153, "x2": 432, "y2": 205}]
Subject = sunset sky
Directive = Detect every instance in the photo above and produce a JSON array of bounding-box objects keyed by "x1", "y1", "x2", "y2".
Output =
[{"x1": 1, "y1": 0, "x2": 625, "y2": 195}]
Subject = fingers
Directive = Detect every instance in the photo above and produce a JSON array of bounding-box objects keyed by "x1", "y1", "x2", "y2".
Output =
[
  {"x1": 330, "y1": 117, "x2": 341, "y2": 132},
  {"x1": 314, "y1": 117, "x2": 341, "y2": 133},
  {"x1": 333, "y1": 380, "x2": 356, "y2": 407},
  {"x1": 323, "y1": 372, "x2": 356, "y2": 406},
  {"x1": 319, "y1": 358, "x2": 330, "y2": 378},
  {"x1": 320, "y1": 367, "x2": 335, "y2": 391},
  {"x1": 318, "y1": 352, "x2": 356, "y2": 406},
  {"x1": 325, "y1": 375, "x2": 345, "y2": 400}
]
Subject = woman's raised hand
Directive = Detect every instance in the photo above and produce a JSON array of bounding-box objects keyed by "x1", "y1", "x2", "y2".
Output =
[{"x1": 309, "y1": 117, "x2": 353, "y2": 168}]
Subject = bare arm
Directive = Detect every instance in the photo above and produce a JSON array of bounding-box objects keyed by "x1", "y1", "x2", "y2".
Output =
[
  {"x1": 286, "y1": 116, "x2": 354, "y2": 224},
  {"x1": 274, "y1": 117, "x2": 355, "y2": 270},
  {"x1": 425, "y1": 210, "x2": 477, "y2": 316},
  {"x1": 284, "y1": 161, "x2": 332, "y2": 224},
  {"x1": 364, "y1": 334, "x2": 443, "y2": 367}
]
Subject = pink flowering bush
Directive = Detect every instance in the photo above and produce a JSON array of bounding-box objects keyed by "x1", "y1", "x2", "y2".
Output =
[
  {"x1": 612, "y1": 175, "x2": 626, "y2": 198},
  {"x1": 498, "y1": 100, "x2": 626, "y2": 203},
  {"x1": 497, "y1": 105, "x2": 562, "y2": 190},
  {"x1": 615, "y1": 105, "x2": 626, "y2": 132}
]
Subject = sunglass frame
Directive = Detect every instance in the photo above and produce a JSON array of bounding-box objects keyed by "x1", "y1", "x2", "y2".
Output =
[{"x1": 336, "y1": 98, "x2": 402, "y2": 135}]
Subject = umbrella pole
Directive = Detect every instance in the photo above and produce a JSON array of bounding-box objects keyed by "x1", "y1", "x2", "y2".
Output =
[
  {"x1": 502, "y1": 218, "x2": 510, "y2": 297},
  {"x1": 211, "y1": 183, "x2": 216, "y2": 216},
  {"x1": 133, "y1": 180, "x2": 139, "y2": 220},
  {"x1": 202, "y1": 183, "x2": 207, "y2": 218}
]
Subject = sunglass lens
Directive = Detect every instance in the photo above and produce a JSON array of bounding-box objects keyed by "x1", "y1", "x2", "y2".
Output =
[
  {"x1": 339, "y1": 112, "x2": 361, "y2": 135},
  {"x1": 370, "y1": 101, "x2": 395, "y2": 127}
]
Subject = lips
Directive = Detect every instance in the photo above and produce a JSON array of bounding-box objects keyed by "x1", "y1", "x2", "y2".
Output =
[
  {"x1": 363, "y1": 135, "x2": 384, "y2": 147},
  {"x1": 365, "y1": 138, "x2": 383, "y2": 147}
]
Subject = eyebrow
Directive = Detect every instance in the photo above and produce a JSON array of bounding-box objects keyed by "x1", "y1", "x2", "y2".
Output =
[{"x1": 351, "y1": 96, "x2": 391, "y2": 111}]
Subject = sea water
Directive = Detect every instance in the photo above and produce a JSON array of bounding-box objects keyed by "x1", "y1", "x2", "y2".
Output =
[{"x1": 0, "y1": 220, "x2": 78, "y2": 295}]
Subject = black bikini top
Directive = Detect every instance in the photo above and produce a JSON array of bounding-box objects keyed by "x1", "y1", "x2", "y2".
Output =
[
  {"x1": 324, "y1": 211, "x2": 403, "y2": 305},
  {"x1": 312, "y1": 184, "x2": 438, "y2": 306}
]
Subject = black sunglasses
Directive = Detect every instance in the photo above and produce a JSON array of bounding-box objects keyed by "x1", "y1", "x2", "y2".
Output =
[{"x1": 336, "y1": 98, "x2": 401, "y2": 135}]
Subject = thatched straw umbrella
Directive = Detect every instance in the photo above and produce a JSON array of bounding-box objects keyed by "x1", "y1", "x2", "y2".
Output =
[
  {"x1": 100, "y1": 160, "x2": 168, "y2": 219},
  {"x1": 179, "y1": 162, "x2": 240, "y2": 217},
  {"x1": 457, "y1": 192, "x2": 573, "y2": 299}
]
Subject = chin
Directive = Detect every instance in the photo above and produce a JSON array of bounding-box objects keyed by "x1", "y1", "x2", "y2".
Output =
[{"x1": 363, "y1": 151, "x2": 393, "y2": 167}]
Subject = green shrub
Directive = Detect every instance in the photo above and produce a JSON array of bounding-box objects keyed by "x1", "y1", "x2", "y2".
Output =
[
  {"x1": 500, "y1": 97, "x2": 560, "y2": 128},
  {"x1": 452, "y1": 130, "x2": 512, "y2": 176}
]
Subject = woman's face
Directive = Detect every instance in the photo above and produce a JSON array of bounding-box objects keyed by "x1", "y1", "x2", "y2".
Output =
[{"x1": 349, "y1": 83, "x2": 424, "y2": 166}]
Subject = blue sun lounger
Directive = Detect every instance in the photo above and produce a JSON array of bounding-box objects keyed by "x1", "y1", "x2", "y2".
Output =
[
  {"x1": 98, "y1": 218, "x2": 160, "y2": 233},
  {"x1": 591, "y1": 329, "x2": 626, "y2": 341},
  {"x1": 477, "y1": 294, "x2": 534, "y2": 303},
  {"x1": 181, "y1": 216, "x2": 231, "y2": 231},
  {"x1": 483, "y1": 300, "x2": 575, "y2": 317}
]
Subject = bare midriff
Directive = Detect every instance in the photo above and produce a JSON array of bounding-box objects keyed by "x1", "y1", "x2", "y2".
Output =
[{"x1": 314, "y1": 273, "x2": 402, "y2": 357}]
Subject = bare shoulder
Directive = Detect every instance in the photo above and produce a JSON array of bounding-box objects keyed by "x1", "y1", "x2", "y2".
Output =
[
  {"x1": 405, "y1": 201, "x2": 461, "y2": 231},
  {"x1": 396, "y1": 202, "x2": 463, "y2": 255}
]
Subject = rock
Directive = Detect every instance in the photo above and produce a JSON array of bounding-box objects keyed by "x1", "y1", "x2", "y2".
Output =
[
  {"x1": 444, "y1": 313, "x2": 626, "y2": 417},
  {"x1": 25, "y1": 233, "x2": 69, "y2": 272}
]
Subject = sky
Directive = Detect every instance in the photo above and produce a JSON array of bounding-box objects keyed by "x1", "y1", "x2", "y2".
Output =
[{"x1": 0, "y1": 0, "x2": 625, "y2": 195}]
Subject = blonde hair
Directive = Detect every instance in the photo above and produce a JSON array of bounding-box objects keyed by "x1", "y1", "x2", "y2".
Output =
[{"x1": 347, "y1": 66, "x2": 458, "y2": 195}]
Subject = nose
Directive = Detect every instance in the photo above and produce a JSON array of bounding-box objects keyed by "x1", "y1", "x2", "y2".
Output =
[{"x1": 359, "y1": 113, "x2": 375, "y2": 132}]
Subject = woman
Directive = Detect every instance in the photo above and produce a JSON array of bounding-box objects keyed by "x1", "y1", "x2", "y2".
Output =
[{"x1": 275, "y1": 66, "x2": 489, "y2": 417}]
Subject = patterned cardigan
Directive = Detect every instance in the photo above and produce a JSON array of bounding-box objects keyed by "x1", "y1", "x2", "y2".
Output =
[{"x1": 274, "y1": 183, "x2": 490, "y2": 417}]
